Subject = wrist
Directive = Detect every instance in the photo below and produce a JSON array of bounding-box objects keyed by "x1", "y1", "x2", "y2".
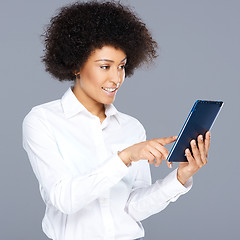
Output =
[
  {"x1": 118, "y1": 150, "x2": 132, "y2": 166},
  {"x1": 177, "y1": 168, "x2": 189, "y2": 186}
]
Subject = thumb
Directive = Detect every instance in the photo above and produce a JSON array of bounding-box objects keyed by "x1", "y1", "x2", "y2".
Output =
[{"x1": 157, "y1": 136, "x2": 177, "y2": 145}]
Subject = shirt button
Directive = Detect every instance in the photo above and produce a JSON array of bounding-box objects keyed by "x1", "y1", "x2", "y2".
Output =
[{"x1": 102, "y1": 198, "x2": 108, "y2": 203}]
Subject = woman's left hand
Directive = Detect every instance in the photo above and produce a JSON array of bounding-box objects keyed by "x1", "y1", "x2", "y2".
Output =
[{"x1": 176, "y1": 131, "x2": 211, "y2": 185}]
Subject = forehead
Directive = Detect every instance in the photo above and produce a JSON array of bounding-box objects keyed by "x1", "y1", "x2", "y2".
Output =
[{"x1": 88, "y1": 45, "x2": 127, "y2": 62}]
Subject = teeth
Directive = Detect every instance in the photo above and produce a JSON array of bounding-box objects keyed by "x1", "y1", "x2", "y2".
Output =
[{"x1": 103, "y1": 87, "x2": 117, "y2": 92}]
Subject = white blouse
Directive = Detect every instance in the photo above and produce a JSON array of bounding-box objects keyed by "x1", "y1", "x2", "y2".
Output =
[{"x1": 22, "y1": 87, "x2": 192, "y2": 240}]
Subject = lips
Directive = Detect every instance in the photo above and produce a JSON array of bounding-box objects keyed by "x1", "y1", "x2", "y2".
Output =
[{"x1": 101, "y1": 87, "x2": 118, "y2": 93}]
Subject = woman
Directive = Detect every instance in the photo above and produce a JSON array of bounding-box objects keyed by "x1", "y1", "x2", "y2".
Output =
[{"x1": 22, "y1": 1, "x2": 210, "y2": 240}]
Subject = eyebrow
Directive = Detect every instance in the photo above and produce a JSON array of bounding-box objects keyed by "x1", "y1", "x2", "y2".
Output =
[{"x1": 94, "y1": 56, "x2": 127, "y2": 63}]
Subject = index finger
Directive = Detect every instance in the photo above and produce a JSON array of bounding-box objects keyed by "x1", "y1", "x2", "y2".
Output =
[
  {"x1": 204, "y1": 131, "x2": 211, "y2": 157},
  {"x1": 156, "y1": 136, "x2": 177, "y2": 146}
]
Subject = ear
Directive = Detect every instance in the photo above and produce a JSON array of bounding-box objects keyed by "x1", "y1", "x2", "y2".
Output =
[{"x1": 74, "y1": 71, "x2": 80, "y2": 79}]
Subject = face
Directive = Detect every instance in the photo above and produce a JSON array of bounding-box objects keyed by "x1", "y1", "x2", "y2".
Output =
[{"x1": 74, "y1": 45, "x2": 127, "y2": 108}]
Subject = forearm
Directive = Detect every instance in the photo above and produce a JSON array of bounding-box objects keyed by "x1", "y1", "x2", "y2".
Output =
[
  {"x1": 125, "y1": 169, "x2": 192, "y2": 221},
  {"x1": 49, "y1": 155, "x2": 128, "y2": 214}
]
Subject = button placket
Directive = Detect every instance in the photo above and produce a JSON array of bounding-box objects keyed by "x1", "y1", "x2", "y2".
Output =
[
  {"x1": 91, "y1": 117, "x2": 108, "y2": 163},
  {"x1": 93, "y1": 117, "x2": 115, "y2": 239},
  {"x1": 99, "y1": 191, "x2": 115, "y2": 239}
]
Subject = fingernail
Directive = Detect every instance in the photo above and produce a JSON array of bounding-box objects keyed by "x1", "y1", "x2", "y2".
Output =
[
  {"x1": 192, "y1": 140, "x2": 196, "y2": 145},
  {"x1": 200, "y1": 135, "x2": 203, "y2": 141},
  {"x1": 170, "y1": 163, "x2": 173, "y2": 168},
  {"x1": 186, "y1": 148, "x2": 190, "y2": 154}
]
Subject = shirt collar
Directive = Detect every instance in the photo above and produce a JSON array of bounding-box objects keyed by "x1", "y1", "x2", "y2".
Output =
[
  {"x1": 61, "y1": 87, "x2": 121, "y2": 124},
  {"x1": 104, "y1": 102, "x2": 120, "y2": 124}
]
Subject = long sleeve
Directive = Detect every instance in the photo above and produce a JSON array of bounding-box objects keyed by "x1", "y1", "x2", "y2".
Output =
[
  {"x1": 22, "y1": 109, "x2": 129, "y2": 215},
  {"x1": 124, "y1": 126, "x2": 193, "y2": 222}
]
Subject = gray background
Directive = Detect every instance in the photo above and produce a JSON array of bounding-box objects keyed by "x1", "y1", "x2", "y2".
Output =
[{"x1": 1, "y1": 0, "x2": 239, "y2": 239}]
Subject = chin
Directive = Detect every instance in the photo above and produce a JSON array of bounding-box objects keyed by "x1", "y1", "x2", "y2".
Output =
[{"x1": 103, "y1": 98, "x2": 115, "y2": 105}]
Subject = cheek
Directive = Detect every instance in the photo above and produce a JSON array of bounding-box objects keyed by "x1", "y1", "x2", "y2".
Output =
[{"x1": 81, "y1": 70, "x2": 101, "y2": 89}]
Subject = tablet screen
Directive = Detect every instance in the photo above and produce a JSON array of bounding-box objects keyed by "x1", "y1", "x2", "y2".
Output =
[{"x1": 167, "y1": 100, "x2": 223, "y2": 162}]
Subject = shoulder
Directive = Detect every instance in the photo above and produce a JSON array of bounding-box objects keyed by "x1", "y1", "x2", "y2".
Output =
[
  {"x1": 23, "y1": 99, "x2": 61, "y2": 126},
  {"x1": 116, "y1": 111, "x2": 146, "y2": 140},
  {"x1": 117, "y1": 111, "x2": 144, "y2": 127}
]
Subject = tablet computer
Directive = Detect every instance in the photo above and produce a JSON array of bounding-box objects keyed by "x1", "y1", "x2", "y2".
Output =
[{"x1": 167, "y1": 100, "x2": 224, "y2": 162}]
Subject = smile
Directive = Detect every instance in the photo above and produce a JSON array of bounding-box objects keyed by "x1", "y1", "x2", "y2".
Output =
[{"x1": 102, "y1": 87, "x2": 118, "y2": 93}]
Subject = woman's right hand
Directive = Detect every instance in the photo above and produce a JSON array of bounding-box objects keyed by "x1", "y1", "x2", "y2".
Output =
[{"x1": 117, "y1": 136, "x2": 177, "y2": 168}]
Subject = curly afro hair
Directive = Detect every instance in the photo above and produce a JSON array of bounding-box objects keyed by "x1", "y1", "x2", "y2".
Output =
[{"x1": 42, "y1": 0, "x2": 158, "y2": 81}]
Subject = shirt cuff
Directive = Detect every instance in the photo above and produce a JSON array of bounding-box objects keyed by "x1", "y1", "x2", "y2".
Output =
[
  {"x1": 156, "y1": 168, "x2": 193, "y2": 202},
  {"x1": 100, "y1": 153, "x2": 129, "y2": 185}
]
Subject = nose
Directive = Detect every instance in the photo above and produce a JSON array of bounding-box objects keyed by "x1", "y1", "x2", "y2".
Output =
[{"x1": 110, "y1": 67, "x2": 122, "y2": 86}]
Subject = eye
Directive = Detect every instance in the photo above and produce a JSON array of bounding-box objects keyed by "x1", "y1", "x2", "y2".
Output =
[
  {"x1": 118, "y1": 65, "x2": 126, "y2": 70},
  {"x1": 100, "y1": 65, "x2": 110, "y2": 70}
]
